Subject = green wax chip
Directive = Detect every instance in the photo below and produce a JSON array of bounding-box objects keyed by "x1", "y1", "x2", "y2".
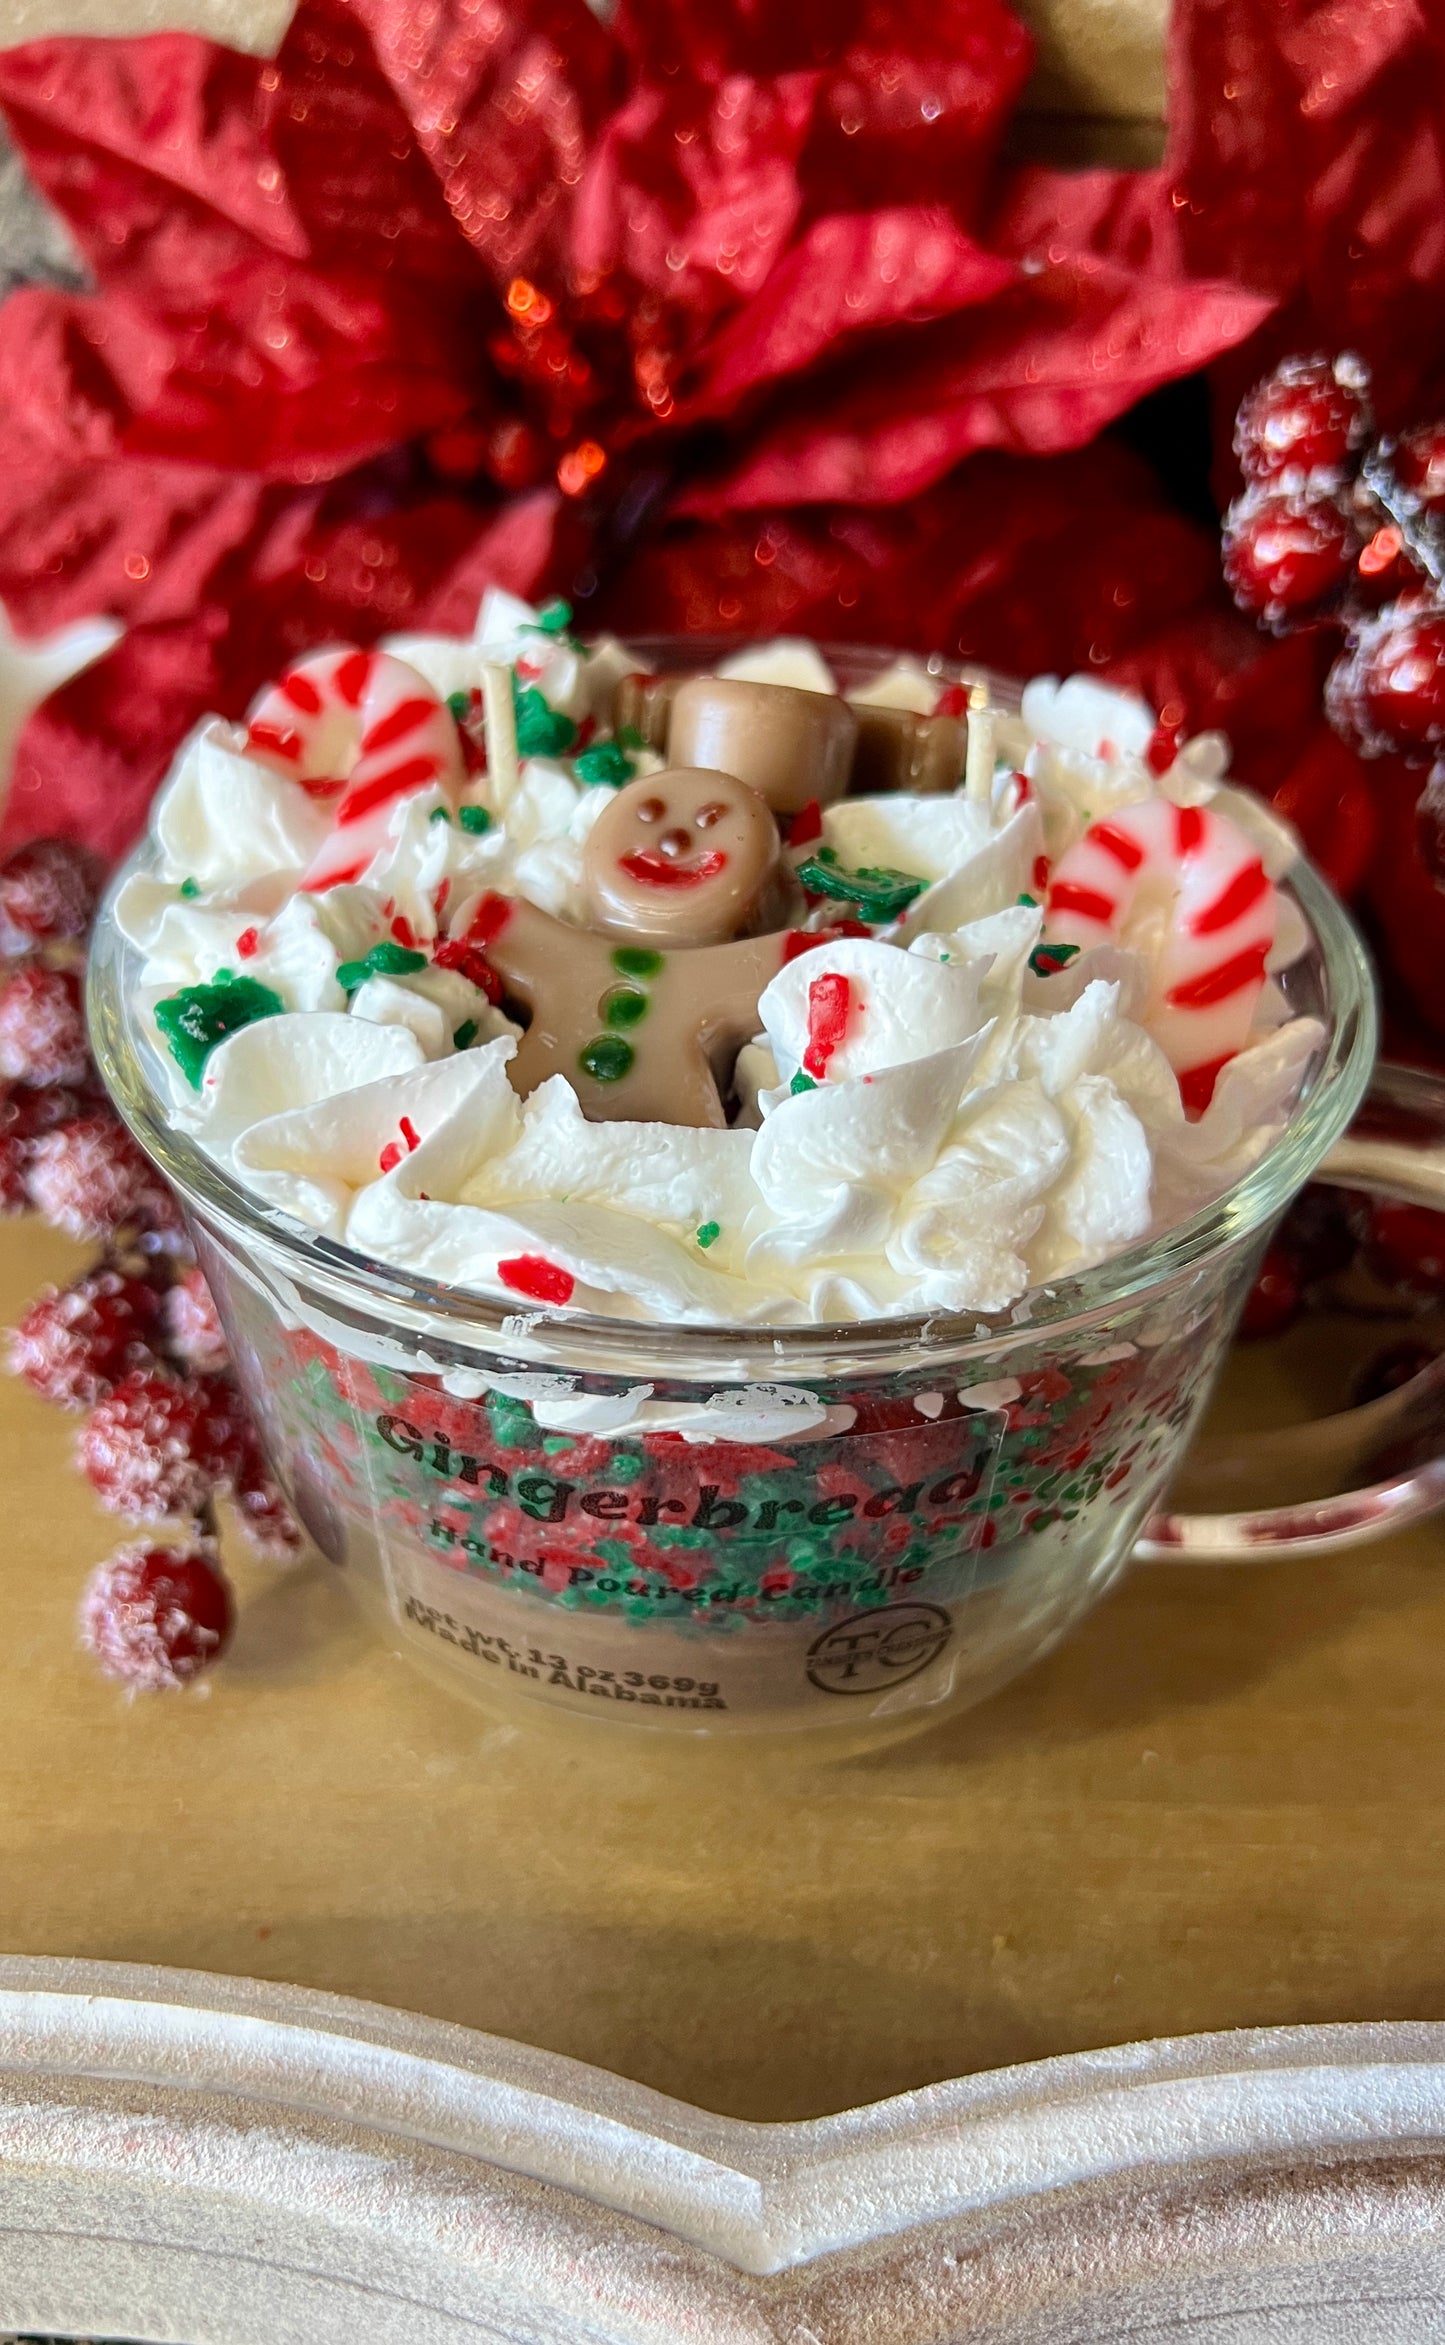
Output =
[
  {"x1": 512, "y1": 679, "x2": 577, "y2": 756},
  {"x1": 429, "y1": 805, "x2": 452, "y2": 823},
  {"x1": 617, "y1": 724, "x2": 645, "y2": 750},
  {"x1": 1016, "y1": 891, "x2": 1038, "y2": 908},
  {"x1": 611, "y1": 945, "x2": 663, "y2": 979},
  {"x1": 790, "y1": 1069, "x2": 817, "y2": 1095},
  {"x1": 579, "y1": 1034, "x2": 635, "y2": 1083},
  {"x1": 1028, "y1": 940, "x2": 1081, "y2": 976},
  {"x1": 178, "y1": 877, "x2": 200, "y2": 900},
  {"x1": 336, "y1": 941, "x2": 429, "y2": 992},
  {"x1": 795, "y1": 853, "x2": 925, "y2": 920},
  {"x1": 534, "y1": 599, "x2": 573, "y2": 635},
  {"x1": 695, "y1": 1221, "x2": 720, "y2": 1249},
  {"x1": 453, "y1": 1019, "x2": 479, "y2": 1050},
  {"x1": 155, "y1": 976, "x2": 284, "y2": 1088},
  {"x1": 445, "y1": 690, "x2": 472, "y2": 719},
  {"x1": 458, "y1": 804, "x2": 492, "y2": 833},
  {"x1": 574, "y1": 739, "x2": 636, "y2": 787},
  {"x1": 601, "y1": 986, "x2": 648, "y2": 1029}
]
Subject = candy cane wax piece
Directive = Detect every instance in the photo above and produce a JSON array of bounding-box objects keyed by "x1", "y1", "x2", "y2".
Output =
[
  {"x1": 245, "y1": 647, "x2": 464, "y2": 891},
  {"x1": 1041, "y1": 799, "x2": 1278, "y2": 1095}
]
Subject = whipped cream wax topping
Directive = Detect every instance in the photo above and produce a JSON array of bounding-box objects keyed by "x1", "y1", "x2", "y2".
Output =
[{"x1": 119, "y1": 596, "x2": 1323, "y2": 1327}]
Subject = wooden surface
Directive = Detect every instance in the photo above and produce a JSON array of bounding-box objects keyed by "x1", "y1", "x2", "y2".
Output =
[{"x1": 0, "y1": 1217, "x2": 1440, "y2": 2126}]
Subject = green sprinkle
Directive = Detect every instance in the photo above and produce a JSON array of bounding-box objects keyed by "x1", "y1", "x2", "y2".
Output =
[
  {"x1": 512, "y1": 678, "x2": 577, "y2": 757},
  {"x1": 458, "y1": 804, "x2": 492, "y2": 834},
  {"x1": 790, "y1": 1069, "x2": 817, "y2": 1095},
  {"x1": 601, "y1": 985, "x2": 648, "y2": 1030},
  {"x1": 1016, "y1": 891, "x2": 1039, "y2": 908},
  {"x1": 1028, "y1": 940, "x2": 1081, "y2": 977},
  {"x1": 617, "y1": 723, "x2": 645, "y2": 750},
  {"x1": 452, "y1": 1019, "x2": 479, "y2": 1050},
  {"x1": 429, "y1": 805, "x2": 452, "y2": 824},
  {"x1": 796, "y1": 852, "x2": 925, "y2": 921},
  {"x1": 155, "y1": 975, "x2": 284, "y2": 1088},
  {"x1": 178, "y1": 877, "x2": 200, "y2": 900},
  {"x1": 611, "y1": 945, "x2": 663, "y2": 979},
  {"x1": 214, "y1": 968, "x2": 234, "y2": 983},
  {"x1": 574, "y1": 739, "x2": 636, "y2": 787},
  {"x1": 335, "y1": 941, "x2": 429, "y2": 992},
  {"x1": 534, "y1": 598, "x2": 573, "y2": 635},
  {"x1": 445, "y1": 689, "x2": 473, "y2": 720},
  {"x1": 695, "y1": 1221, "x2": 721, "y2": 1250},
  {"x1": 579, "y1": 1034, "x2": 635, "y2": 1084}
]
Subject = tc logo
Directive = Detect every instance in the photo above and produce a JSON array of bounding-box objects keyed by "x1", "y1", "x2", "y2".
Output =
[{"x1": 805, "y1": 1603, "x2": 952, "y2": 1695}]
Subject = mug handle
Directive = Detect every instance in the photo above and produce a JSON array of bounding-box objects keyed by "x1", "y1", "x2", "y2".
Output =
[{"x1": 1138, "y1": 1061, "x2": 1445, "y2": 1562}]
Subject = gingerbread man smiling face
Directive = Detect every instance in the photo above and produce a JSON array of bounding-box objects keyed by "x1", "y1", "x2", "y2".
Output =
[{"x1": 582, "y1": 768, "x2": 793, "y2": 945}]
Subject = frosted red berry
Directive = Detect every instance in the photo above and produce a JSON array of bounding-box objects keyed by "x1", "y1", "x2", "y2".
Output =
[
  {"x1": 1239, "y1": 1245, "x2": 1303, "y2": 1340},
  {"x1": 232, "y1": 1431, "x2": 303, "y2": 1557},
  {"x1": 1326, "y1": 605, "x2": 1445, "y2": 760},
  {"x1": 163, "y1": 1265, "x2": 228, "y2": 1373},
  {"x1": 80, "y1": 1368, "x2": 223, "y2": 1519},
  {"x1": 0, "y1": 1137, "x2": 26, "y2": 1215},
  {"x1": 1223, "y1": 491, "x2": 1358, "y2": 630},
  {"x1": 1393, "y1": 421, "x2": 1445, "y2": 515},
  {"x1": 10, "y1": 1267, "x2": 161, "y2": 1408},
  {"x1": 1234, "y1": 353, "x2": 1371, "y2": 485},
  {"x1": 0, "y1": 964, "x2": 89, "y2": 1086},
  {"x1": 80, "y1": 1538, "x2": 233, "y2": 1690},
  {"x1": 0, "y1": 837, "x2": 103, "y2": 954},
  {"x1": 24, "y1": 1112, "x2": 168, "y2": 1240}
]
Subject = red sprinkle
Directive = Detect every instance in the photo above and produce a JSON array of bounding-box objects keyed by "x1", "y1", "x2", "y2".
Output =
[
  {"x1": 391, "y1": 913, "x2": 417, "y2": 947},
  {"x1": 465, "y1": 892, "x2": 514, "y2": 946},
  {"x1": 433, "y1": 937, "x2": 502, "y2": 1002},
  {"x1": 789, "y1": 799, "x2": 823, "y2": 847},
  {"x1": 498, "y1": 1255, "x2": 575, "y2": 1306},
  {"x1": 399, "y1": 1116, "x2": 421, "y2": 1152},
  {"x1": 933, "y1": 684, "x2": 969, "y2": 718},
  {"x1": 1031, "y1": 854, "x2": 1051, "y2": 892},
  {"x1": 434, "y1": 878, "x2": 451, "y2": 915},
  {"x1": 235, "y1": 927, "x2": 259, "y2": 960},
  {"x1": 378, "y1": 1141, "x2": 404, "y2": 1173},
  {"x1": 803, "y1": 971, "x2": 855, "y2": 1081}
]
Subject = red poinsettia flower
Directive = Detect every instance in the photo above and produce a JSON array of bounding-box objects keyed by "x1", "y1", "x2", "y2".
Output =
[{"x1": 1, "y1": 0, "x2": 1444, "y2": 1040}]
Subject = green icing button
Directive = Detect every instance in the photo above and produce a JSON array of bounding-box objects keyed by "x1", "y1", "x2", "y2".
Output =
[
  {"x1": 335, "y1": 942, "x2": 429, "y2": 992},
  {"x1": 155, "y1": 975, "x2": 284, "y2": 1088},
  {"x1": 579, "y1": 1034, "x2": 635, "y2": 1083},
  {"x1": 452, "y1": 1019, "x2": 479, "y2": 1050},
  {"x1": 611, "y1": 945, "x2": 663, "y2": 979},
  {"x1": 601, "y1": 985, "x2": 648, "y2": 1030},
  {"x1": 574, "y1": 739, "x2": 636, "y2": 787},
  {"x1": 458, "y1": 804, "x2": 492, "y2": 834}
]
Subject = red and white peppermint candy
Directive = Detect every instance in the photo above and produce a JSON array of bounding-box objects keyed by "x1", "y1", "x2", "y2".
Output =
[
  {"x1": 245, "y1": 646, "x2": 464, "y2": 891},
  {"x1": 1042, "y1": 800, "x2": 1278, "y2": 1107}
]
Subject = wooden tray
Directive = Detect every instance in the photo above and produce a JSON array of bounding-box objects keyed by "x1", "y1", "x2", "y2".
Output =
[{"x1": 2, "y1": 1214, "x2": 1444, "y2": 2136}]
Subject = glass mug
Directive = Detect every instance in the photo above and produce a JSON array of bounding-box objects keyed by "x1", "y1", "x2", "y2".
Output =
[{"x1": 88, "y1": 643, "x2": 1399, "y2": 1742}]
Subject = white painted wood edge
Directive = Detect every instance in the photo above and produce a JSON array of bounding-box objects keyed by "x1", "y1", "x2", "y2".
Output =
[{"x1": 0, "y1": 1958, "x2": 1442, "y2": 2280}]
